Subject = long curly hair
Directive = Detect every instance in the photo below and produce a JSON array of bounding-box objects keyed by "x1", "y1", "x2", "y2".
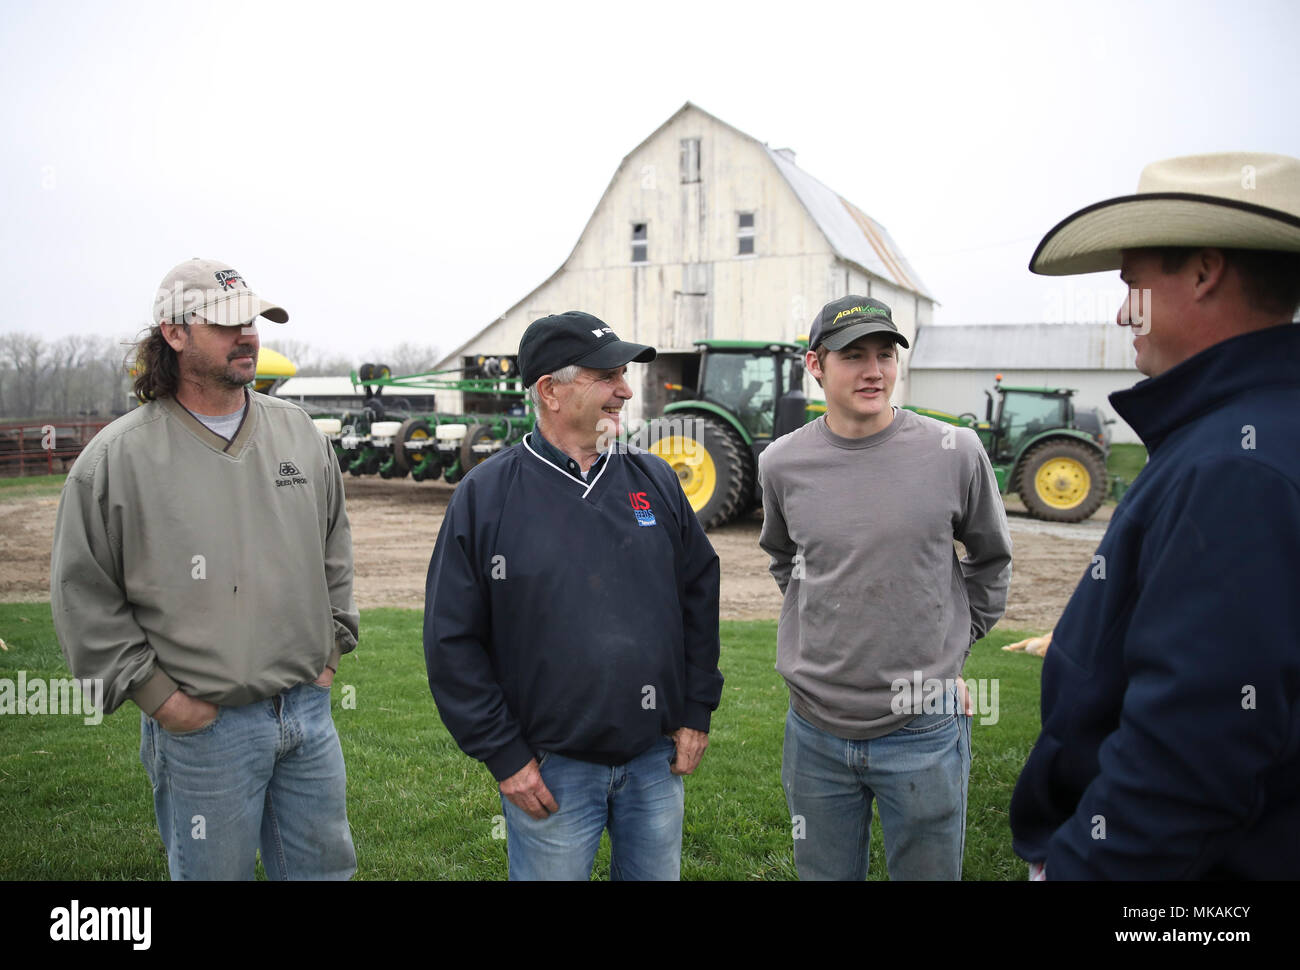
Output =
[{"x1": 130, "y1": 323, "x2": 187, "y2": 402}]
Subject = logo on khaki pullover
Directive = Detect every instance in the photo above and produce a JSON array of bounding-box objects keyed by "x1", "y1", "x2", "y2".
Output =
[{"x1": 276, "y1": 460, "x2": 306, "y2": 487}]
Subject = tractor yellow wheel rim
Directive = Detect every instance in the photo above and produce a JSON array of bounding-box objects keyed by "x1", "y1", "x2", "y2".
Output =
[
  {"x1": 650, "y1": 435, "x2": 716, "y2": 511},
  {"x1": 1034, "y1": 458, "x2": 1090, "y2": 509}
]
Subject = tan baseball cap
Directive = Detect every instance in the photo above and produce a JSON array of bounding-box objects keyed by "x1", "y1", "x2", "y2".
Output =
[{"x1": 153, "y1": 257, "x2": 288, "y2": 327}]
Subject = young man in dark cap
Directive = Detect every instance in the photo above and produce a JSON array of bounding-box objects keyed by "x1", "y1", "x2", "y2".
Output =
[
  {"x1": 51, "y1": 258, "x2": 359, "y2": 880},
  {"x1": 424, "y1": 310, "x2": 723, "y2": 880},
  {"x1": 758, "y1": 296, "x2": 1012, "y2": 880},
  {"x1": 1011, "y1": 152, "x2": 1300, "y2": 879}
]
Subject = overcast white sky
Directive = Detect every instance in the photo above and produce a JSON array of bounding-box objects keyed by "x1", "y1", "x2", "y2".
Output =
[{"x1": 3, "y1": 0, "x2": 1297, "y2": 360}]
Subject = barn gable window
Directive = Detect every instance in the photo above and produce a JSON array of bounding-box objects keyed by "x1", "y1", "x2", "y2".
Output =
[
  {"x1": 631, "y1": 223, "x2": 648, "y2": 263},
  {"x1": 737, "y1": 212, "x2": 755, "y2": 256},
  {"x1": 680, "y1": 138, "x2": 700, "y2": 183}
]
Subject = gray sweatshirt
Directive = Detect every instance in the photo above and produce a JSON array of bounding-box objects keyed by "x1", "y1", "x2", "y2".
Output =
[{"x1": 757, "y1": 410, "x2": 1011, "y2": 739}]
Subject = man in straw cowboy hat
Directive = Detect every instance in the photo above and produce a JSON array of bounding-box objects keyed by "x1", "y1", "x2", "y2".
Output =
[{"x1": 1010, "y1": 153, "x2": 1300, "y2": 878}]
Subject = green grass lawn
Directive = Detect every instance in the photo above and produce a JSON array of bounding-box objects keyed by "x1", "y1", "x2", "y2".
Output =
[
  {"x1": 1107, "y1": 442, "x2": 1147, "y2": 485},
  {"x1": 0, "y1": 603, "x2": 1044, "y2": 880},
  {"x1": 0, "y1": 473, "x2": 67, "y2": 501}
]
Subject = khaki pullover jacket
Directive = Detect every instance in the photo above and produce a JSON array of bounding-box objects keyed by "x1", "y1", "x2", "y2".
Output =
[{"x1": 51, "y1": 391, "x2": 359, "y2": 715}]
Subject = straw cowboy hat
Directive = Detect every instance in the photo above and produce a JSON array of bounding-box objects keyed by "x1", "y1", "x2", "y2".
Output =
[{"x1": 1030, "y1": 152, "x2": 1300, "y2": 276}]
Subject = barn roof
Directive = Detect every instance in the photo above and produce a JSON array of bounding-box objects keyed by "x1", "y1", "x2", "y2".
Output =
[
  {"x1": 765, "y1": 146, "x2": 933, "y2": 300},
  {"x1": 909, "y1": 323, "x2": 1139, "y2": 370}
]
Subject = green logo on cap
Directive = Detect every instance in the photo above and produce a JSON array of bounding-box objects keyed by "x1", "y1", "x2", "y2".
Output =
[{"x1": 832, "y1": 305, "x2": 889, "y2": 326}]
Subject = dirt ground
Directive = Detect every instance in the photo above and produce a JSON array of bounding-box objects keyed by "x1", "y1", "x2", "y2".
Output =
[{"x1": 1, "y1": 478, "x2": 1110, "y2": 634}]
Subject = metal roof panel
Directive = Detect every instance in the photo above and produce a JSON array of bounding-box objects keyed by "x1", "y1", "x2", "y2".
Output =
[{"x1": 909, "y1": 323, "x2": 1140, "y2": 370}]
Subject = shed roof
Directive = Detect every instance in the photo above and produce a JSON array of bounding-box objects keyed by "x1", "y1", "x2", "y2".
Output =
[{"x1": 909, "y1": 323, "x2": 1139, "y2": 370}]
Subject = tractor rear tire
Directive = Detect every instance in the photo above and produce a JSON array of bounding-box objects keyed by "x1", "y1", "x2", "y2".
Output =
[
  {"x1": 640, "y1": 414, "x2": 752, "y2": 530},
  {"x1": 1017, "y1": 439, "x2": 1108, "y2": 523}
]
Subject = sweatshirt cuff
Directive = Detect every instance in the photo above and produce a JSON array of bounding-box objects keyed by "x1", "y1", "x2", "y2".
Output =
[
  {"x1": 333, "y1": 621, "x2": 358, "y2": 656},
  {"x1": 486, "y1": 737, "x2": 536, "y2": 783},
  {"x1": 682, "y1": 702, "x2": 713, "y2": 734},
  {"x1": 131, "y1": 669, "x2": 181, "y2": 716},
  {"x1": 326, "y1": 645, "x2": 341, "y2": 672}
]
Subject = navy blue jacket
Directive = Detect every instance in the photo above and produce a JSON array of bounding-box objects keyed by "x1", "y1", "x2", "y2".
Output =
[
  {"x1": 1010, "y1": 323, "x2": 1300, "y2": 878},
  {"x1": 424, "y1": 434, "x2": 723, "y2": 781}
]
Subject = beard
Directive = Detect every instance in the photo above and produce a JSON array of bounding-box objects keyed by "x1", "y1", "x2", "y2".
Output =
[{"x1": 183, "y1": 339, "x2": 257, "y2": 389}]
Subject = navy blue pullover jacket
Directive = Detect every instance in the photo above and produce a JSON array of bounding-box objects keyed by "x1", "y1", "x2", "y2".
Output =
[
  {"x1": 1010, "y1": 323, "x2": 1300, "y2": 878},
  {"x1": 424, "y1": 434, "x2": 723, "y2": 782}
]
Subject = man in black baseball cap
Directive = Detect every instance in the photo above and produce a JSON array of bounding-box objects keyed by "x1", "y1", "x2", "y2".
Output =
[
  {"x1": 518, "y1": 310, "x2": 656, "y2": 388},
  {"x1": 516, "y1": 311, "x2": 655, "y2": 476},
  {"x1": 424, "y1": 309, "x2": 722, "y2": 881}
]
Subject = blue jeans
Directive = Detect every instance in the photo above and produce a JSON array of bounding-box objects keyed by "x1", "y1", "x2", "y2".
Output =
[
  {"x1": 500, "y1": 736, "x2": 684, "y2": 880},
  {"x1": 782, "y1": 687, "x2": 971, "y2": 880},
  {"x1": 139, "y1": 682, "x2": 356, "y2": 880}
]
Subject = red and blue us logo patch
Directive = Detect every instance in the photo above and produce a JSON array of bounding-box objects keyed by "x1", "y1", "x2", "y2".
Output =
[{"x1": 628, "y1": 491, "x2": 656, "y2": 527}]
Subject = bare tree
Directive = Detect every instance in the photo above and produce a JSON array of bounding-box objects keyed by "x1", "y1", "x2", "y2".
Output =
[
  {"x1": 373, "y1": 341, "x2": 442, "y2": 376},
  {"x1": 0, "y1": 334, "x2": 49, "y2": 418},
  {"x1": 0, "y1": 332, "x2": 134, "y2": 418},
  {"x1": 0, "y1": 331, "x2": 444, "y2": 417},
  {"x1": 266, "y1": 340, "x2": 442, "y2": 378},
  {"x1": 262, "y1": 338, "x2": 321, "y2": 372}
]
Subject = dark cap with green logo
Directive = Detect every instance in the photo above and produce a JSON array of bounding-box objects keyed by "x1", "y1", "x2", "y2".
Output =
[{"x1": 809, "y1": 295, "x2": 909, "y2": 351}]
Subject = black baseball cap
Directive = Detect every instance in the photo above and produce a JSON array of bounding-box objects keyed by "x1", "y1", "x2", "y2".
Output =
[
  {"x1": 518, "y1": 311, "x2": 656, "y2": 387},
  {"x1": 809, "y1": 295, "x2": 909, "y2": 351}
]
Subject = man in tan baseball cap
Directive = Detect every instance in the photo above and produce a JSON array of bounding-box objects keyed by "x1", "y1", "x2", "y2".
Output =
[
  {"x1": 153, "y1": 256, "x2": 288, "y2": 328},
  {"x1": 1011, "y1": 152, "x2": 1300, "y2": 880},
  {"x1": 141, "y1": 258, "x2": 290, "y2": 409},
  {"x1": 51, "y1": 257, "x2": 359, "y2": 879}
]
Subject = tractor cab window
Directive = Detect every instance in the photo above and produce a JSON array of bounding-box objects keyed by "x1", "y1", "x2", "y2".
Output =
[
  {"x1": 999, "y1": 392, "x2": 1068, "y2": 457},
  {"x1": 701, "y1": 352, "x2": 777, "y2": 439},
  {"x1": 785, "y1": 356, "x2": 805, "y2": 397}
]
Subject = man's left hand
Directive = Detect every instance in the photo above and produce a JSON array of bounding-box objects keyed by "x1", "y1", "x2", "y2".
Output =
[
  {"x1": 670, "y1": 727, "x2": 709, "y2": 775},
  {"x1": 957, "y1": 676, "x2": 972, "y2": 716},
  {"x1": 314, "y1": 667, "x2": 335, "y2": 688}
]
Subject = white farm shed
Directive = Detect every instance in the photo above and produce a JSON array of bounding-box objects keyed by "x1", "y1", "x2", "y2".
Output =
[
  {"x1": 905, "y1": 323, "x2": 1144, "y2": 444},
  {"x1": 274, "y1": 376, "x2": 439, "y2": 413},
  {"x1": 433, "y1": 102, "x2": 936, "y2": 422}
]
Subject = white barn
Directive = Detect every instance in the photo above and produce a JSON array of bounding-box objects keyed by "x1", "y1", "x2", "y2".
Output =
[
  {"x1": 433, "y1": 102, "x2": 936, "y2": 421},
  {"x1": 906, "y1": 323, "x2": 1144, "y2": 444}
]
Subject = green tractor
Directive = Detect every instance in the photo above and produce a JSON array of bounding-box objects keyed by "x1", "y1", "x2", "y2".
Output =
[
  {"x1": 638, "y1": 340, "x2": 819, "y2": 530},
  {"x1": 908, "y1": 377, "x2": 1116, "y2": 523},
  {"x1": 640, "y1": 341, "x2": 1117, "y2": 529}
]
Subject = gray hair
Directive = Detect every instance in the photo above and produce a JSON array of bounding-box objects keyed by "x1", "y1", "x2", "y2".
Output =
[{"x1": 527, "y1": 364, "x2": 582, "y2": 413}]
